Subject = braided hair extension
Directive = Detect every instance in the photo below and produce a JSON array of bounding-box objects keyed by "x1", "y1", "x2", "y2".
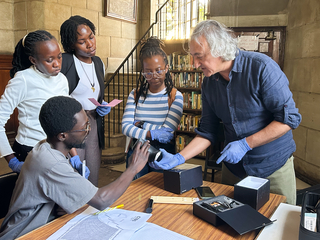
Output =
[
  {"x1": 60, "y1": 15, "x2": 96, "y2": 54},
  {"x1": 10, "y1": 30, "x2": 55, "y2": 78},
  {"x1": 135, "y1": 36, "x2": 173, "y2": 105}
]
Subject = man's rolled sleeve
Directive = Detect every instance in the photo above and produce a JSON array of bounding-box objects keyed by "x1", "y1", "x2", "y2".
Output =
[
  {"x1": 261, "y1": 61, "x2": 301, "y2": 129},
  {"x1": 274, "y1": 104, "x2": 301, "y2": 129},
  {"x1": 194, "y1": 127, "x2": 216, "y2": 144}
]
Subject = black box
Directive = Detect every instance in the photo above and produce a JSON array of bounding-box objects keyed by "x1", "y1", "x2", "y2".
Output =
[
  {"x1": 193, "y1": 195, "x2": 273, "y2": 235},
  {"x1": 163, "y1": 163, "x2": 202, "y2": 194},
  {"x1": 297, "y1": 184, "x2": 320, "y2": 205},
  {"x1": 299, "y1": 192, "x2": 320, "y2": 240},
  {"x1": 234, "y1": 176, "x2": 270, "y2": 210}
]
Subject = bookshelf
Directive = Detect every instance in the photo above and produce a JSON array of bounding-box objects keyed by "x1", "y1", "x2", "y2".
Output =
[{"x1": 166, "y1": 48, "x2": 206, "y2": 158}]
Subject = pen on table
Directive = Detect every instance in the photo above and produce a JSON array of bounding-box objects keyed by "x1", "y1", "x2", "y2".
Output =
[
  {"x1": 82, "y1": 160, "x2": 86, "y2": 178},
  {"x1": 94, "y1": 204, "x2": 124, "y2": 215},
  {"x1": 145, "y1": 198, "x2": 153, "y2": 213}
]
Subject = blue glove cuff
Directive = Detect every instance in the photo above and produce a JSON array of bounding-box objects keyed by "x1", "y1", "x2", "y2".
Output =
[
  {"x1": 176, "y1": 153, "x2": 185, "y2": 165},
  {"x1": 150, "y1": 129, "x2": 156, "y2": 141},
  {"x1": 8, "y1": 157, "x2": 23, "y2": 173},
  {"x1": 70, "y1": 155, "x2": 82, "y2": 169},
  {"x1": 241, "y1": 138, "x2": 252, "y2": 151}
]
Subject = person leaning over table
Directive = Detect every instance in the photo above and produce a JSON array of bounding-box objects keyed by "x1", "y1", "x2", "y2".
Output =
[
  {"x1": 0, "y1": 96, "x2": 150, "y2": 239},
  {"x1": 0, "y1": 30, "x2": 88, "y2": 177},
  {"x1": 149, "y1": 20, "x2": 301, "y2": 205}
]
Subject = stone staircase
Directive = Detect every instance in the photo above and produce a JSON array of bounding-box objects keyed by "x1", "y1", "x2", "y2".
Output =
[{"x1": 101, "y1": 72, "x2": 139, "y2": 165}]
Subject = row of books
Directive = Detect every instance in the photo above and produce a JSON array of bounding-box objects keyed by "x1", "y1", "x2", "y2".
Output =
[
  {"x1": 167, "y1": 53, "x2": 195, "y2": 71},
  {"x1": 182, "y1": 92, "x2": 202, "y2": 110},
  {"x1": 175, "y1": 134, "x2": 206, "y2": 157},
  {"x1": 171, "y1": 72, "x2": 204, "y2": 88},
  {"x1": 177, "y1": 113, "x2": 201, "y2": 132}
]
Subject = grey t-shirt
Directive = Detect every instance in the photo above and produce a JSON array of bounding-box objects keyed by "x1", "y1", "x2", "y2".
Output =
[{"x1": 0, "y1": 140, "x2": 98, "y2": 239}]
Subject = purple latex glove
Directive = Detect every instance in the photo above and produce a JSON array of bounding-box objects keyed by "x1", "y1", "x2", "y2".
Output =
[
  {"x1": 149, "y1": 148, "x2": 185, "y2": 170},
  {"x1": 8, "y1": 157, "x2": 24, "y2": 173},
  {"x1": 70, "y1": 155, "x2": 90, "y2": 179},
  {"x1": 150, "y1": 128, "x2": 174, "y2": 143},
  {"x1": 96, "y1": 101, "x2": 111, "y2": 116},
  {"x1": 216, "y1": 138, "x2": 252, "y2": 164}
]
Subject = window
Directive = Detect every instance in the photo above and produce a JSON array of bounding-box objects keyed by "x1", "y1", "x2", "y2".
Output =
[{"x1": 157, "y1": 0, "x2": 208, "y2": 40}]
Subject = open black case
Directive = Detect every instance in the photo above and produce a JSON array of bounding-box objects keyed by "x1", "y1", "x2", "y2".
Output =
[
  {"x1": 193, "y1": 195, "x2": 273, "y2": 235},
  {"x1": 299, "y1": 192, "x2": 320, "y2": 240}
]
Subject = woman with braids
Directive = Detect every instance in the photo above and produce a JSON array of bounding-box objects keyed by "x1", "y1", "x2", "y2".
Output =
[
  {"x1": 0, "y1": 30, "x2": 72, "y2": 173},
  {"x1": 60, "y1": 15, "x2": 111, "y2": 186},
  {"x1": 122, "y1": 36, "x2": 183, "y2": 179}
]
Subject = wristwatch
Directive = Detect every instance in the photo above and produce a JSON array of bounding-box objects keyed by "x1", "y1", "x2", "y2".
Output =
[{"x1": 136, "y1": 121, "x2": 145, "y2": 128}]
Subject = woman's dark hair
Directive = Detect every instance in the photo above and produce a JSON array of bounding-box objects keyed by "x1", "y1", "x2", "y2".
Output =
[
  {"x1": 135, "y1": 36, "x2": 173, "y2": 105},
  {"x1": 10, "y1": 30, "x2": 55, "y2": 78},
  {"x1": 39, "y1": 96, "x2": 83, "y2": 138},
  {"x1": 60, "y1": 15, "x2": 96, "y2": 53}
]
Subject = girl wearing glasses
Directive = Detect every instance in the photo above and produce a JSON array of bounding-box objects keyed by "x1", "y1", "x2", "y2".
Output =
[
  {"x1": 60, "y1": 15, "x2": 111, "y2": 186},
  {"x1": 122, "y1": 37, "x2": 183, "y2": 179}
]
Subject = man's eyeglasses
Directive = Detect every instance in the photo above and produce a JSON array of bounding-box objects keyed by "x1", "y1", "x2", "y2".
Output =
[
  {"x1": 67, "y1": 121, "x2": 91, "y2": 133},
  {"x1": 142, "y1": 69, "x2": 166, "y2": 80}
]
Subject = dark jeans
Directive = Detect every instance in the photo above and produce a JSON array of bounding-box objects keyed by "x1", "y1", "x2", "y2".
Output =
[
  {"x1": 126, "y1": 140, "x2": 175, "y2": 180},
  {"x1": 12, "y1": 140, "x2": 33, "y2": 162}
]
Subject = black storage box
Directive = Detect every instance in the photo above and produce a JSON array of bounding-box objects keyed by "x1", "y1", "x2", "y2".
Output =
[
  {"x1": 297, "y1": 184, "x2": 320, "y2": 205},
  {"x1": 299, "y1": 192, "x2": 320, "y2": 240},
  {"x1": 193, "y1": 195, "x2": 273, "y2": 235},
  {"x1": 163, "y1": 163, "x2": 202, "y2": 194},
  {"x1": 234, "y1": 176, "x2": 270, "y2": 210}
]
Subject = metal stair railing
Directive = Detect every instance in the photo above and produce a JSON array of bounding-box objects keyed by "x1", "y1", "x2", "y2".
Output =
[{"x1": 103, "y1": 0, "x2": 170, "y2": 148}]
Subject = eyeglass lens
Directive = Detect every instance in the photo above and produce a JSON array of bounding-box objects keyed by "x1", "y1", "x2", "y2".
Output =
[{"x1": 143, "y1": 69, "x2": 165, "y2": 79}]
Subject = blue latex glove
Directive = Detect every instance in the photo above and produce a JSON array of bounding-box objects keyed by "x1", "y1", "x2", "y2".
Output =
[
  {"x1": 8, "y1": 157, "x2": 24, "y2": 173},
  {"x1": 216, "y1": 138, "x2": 252, "y2": 164},
  {"x1": 96, "y1": 101, "x2": 111, "y2": 116},
  {"x1": 149, "y1": 149, "x2": 185, "y2": 170},
  {"x1": 150, "y1": 128, "x2": 174, "y2": 143},
  {"x1": 70, "y1": 155, "x2": 90, "y2": 179}
]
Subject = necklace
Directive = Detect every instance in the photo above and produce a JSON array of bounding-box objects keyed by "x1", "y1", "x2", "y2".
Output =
[{"x1": 79, "y1": 61, "x2": 95, "y2": 92}]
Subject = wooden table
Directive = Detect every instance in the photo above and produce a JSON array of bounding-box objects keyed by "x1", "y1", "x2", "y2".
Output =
[{"x1": 17, "y1": 172, "x2": 286, "y2": 240}]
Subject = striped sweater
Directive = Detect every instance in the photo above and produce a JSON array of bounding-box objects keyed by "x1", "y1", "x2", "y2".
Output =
[{"x1": 122, "y1": 88, "x2": 183, "y2": 140}]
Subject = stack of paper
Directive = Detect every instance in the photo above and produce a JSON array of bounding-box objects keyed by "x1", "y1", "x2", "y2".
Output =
[{"x1": 48, "y1": 206, "x2": 192, "y2": 240}]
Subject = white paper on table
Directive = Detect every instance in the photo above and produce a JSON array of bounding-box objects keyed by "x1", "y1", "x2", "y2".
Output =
[
  {"x1": 47, "y1": 206, "x2": 152, "y2": 240},
  {"x1": 131, "y1": 222, "x2": 193, "y2": 240},
  {"x1": 256, "y1": 203, "x2": 301, "y2": 240}
]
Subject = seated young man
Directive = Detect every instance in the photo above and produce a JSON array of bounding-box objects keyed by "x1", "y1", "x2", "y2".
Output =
[{"x1": 0, "y1": 96, "x2": 150, "y2": 239}]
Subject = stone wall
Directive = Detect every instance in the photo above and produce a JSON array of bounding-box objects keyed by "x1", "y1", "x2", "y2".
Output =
[
  {"x1": 0, "y1": 0, "x2": 15, "y2": 54},
  {"x1": 285, "y1": 0, "x2": 320, "y2": 185},
  {"x1": 0, "y1": 0, "x2": 146, "y2": 73}
]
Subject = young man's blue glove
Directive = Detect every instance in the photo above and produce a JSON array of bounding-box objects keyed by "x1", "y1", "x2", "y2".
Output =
[
  {"x1": 96, "y1": 101, "x2": 111, "y2": 116},
  {"x1": 70, "y1": 155, "x2": 90, "y2": 179},
  {"x1": 149, "y1": 149, "x2": 185, "y2": 170},
  {"x1": 8, "y1": 157, "x2": 24, "y2": 173},
  {"x1": 150, "y1": 128, "x2": 174, "y2": 143},
  {"x1": 216, "y1": 138, "x2": 252, "y2": 164}
]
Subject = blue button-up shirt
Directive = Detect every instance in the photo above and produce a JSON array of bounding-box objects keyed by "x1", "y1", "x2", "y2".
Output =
[{"x1": 195, "y1": 50, "x2": 301, "y2": 178}]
